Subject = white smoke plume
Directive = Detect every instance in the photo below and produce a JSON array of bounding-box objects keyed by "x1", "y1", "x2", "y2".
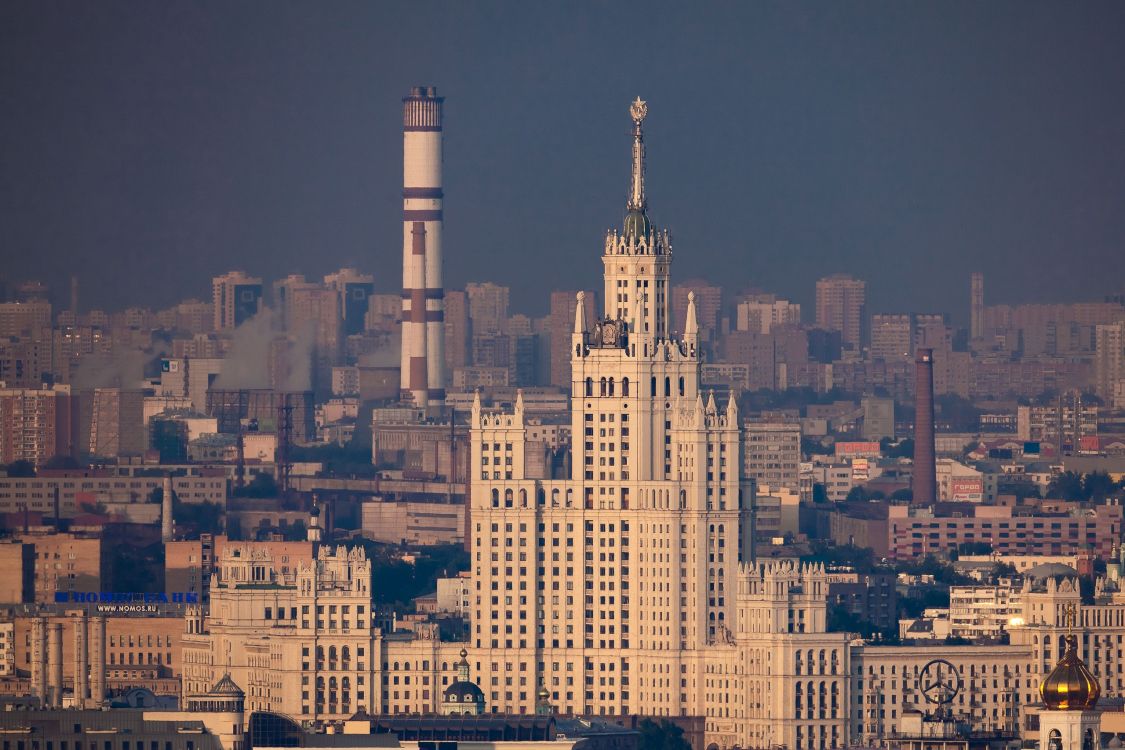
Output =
[{"x1": 211, "y1": 308, "x2": 275, "y2": 390}]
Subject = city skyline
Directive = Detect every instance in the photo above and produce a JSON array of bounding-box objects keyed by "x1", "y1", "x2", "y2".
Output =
[{"x1": 3, "y1": 2, "x2": 1125, "y2": 322}]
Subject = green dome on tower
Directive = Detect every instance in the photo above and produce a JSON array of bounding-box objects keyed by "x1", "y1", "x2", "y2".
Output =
[{"x1": 623, "y1": 209, "x2": 651, "y2": 238}]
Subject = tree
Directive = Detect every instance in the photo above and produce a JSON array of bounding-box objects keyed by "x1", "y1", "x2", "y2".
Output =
[
  {"x1": 1083, "y1": 472, "x2": 1116, "y2": 502},
  {"x1": 804, "y1": 542, "x2": 876, "y2": 573},
  {"x1": 172, "y1": 497, "x2": 224, "y2": 537},
  {"x1": 957, "y1": 541, "x2": 992, "y2": 556},
  {"x1": 637, "y1": 719, "x2": 691, "y2": 750},
  {"x1": 802, "y1": 437, "x2": 833, "y2": 456},
  {"x1": 812, "y1": 484, "x2": 829, "y2": 503},
  {"x1": 935, "y1": 394, "x2": 981, "y2": 432},
  {"x1": 846, "y1": 487, "x2": 886, "y2": 503},
  {"x1": 992, "y1": 562, "x2": 1018, "y2": 579},
  {"x1": 232, "y1": 473, "x2": 278, "y2": 499},
  {"x1": 1047, "y1": 471, "x2": 1085, "y2": 501},
  {"x1": 43, "y1": 455, "x2": 81, "y2": 470}
]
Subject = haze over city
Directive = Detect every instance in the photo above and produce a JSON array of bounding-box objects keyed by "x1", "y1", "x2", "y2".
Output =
[
  {"x1": 3, "y1": 1, "x2": 1125, "y2": 319},
  {"x1": 4, "y1": 5, "x2": 1125, "y2": 750}
]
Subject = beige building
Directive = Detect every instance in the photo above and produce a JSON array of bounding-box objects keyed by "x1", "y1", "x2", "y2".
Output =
[
  {"x1": 0, "y1": 300, "x2": 52, "y2": 339},
  {"x1": 0, "y1": 539, "x2": 33, "y2": 603},
  {"x1": 22, "y1": 532, "x2": 106, "y2": 603},
  {"x1": 1095, "y1": 321, "x2": 1124, "y2": 405},
  {"x1": 211, "y1": 271, "x2": 263, "y2": 332},
  {"x1": 0, "y1": 470, "x2": 227, "y2": 518},
  {"x1": 361, "y1": 499, "x2": 465, "y2": 546},
  {"x1": 6, "y1": 610, "x2": 186, "y2": 705},
  {"x1": 181, "y1": 543, "x2": 468, "y2": 722},
  {"x1": 735, "y1": 294, "x2": 800, "y2": 335},
  {"x1": 815, "y1": 274, "x2": 866, "y2": 350},
  {"x1": 742, "y1": 418, "x2": 802, "y2": 493},
  {"x1": 0, "y1": 383, "x2": 73, "y2": 466},
  {"x1": 467, "y1": 99, "x2": 754, "y2": 726}
]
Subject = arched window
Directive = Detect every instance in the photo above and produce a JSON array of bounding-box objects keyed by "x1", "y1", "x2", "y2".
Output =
[
  {"x1": 664, "y1": 377, "x2": 671, "y2": 396},
  {"x1": 651, "y1": 377, "x2": 657, "y2": 396},
  {"x1": 519, "y1": 489, "x2": 527, "y2": 507},
  {"x1": 678, "y1": 376, "x2": 685, "y2": 396},
  {"x1": 537, "y1": 488, "x2": 546, "y2": 507},
  {"x1": 608, "y1": 378, "x2": 615, "y2": 396},
  {"x1": 491, "y1": 489, "x2": 499, "y2": 508},
  {"x1": 622, "y1": 377, "x2": 630, "y2": 396},
  {"x1": 565, "y1": 489, "x2": 573, "y2": 507},
  {"x1": 504, "y1": 489, "x2": 513, "y2": 508},
  {"x1": 600, "y1": 377, "x2": 607, "y2": 396},
  {"x1": 551, "y1": 489, "x2": 560, "y2": 507},
  {"x1": 585, "y1": 378, "x2": 593, "y2": 397}
]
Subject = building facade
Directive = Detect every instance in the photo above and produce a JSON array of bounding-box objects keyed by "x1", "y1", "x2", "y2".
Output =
[
  {"x1": 180, "y1": 543, "x2": 468, "y2": 722},
  {"x1": 468, "y1": 98, "x2": 755, "y2": 726},
  {"x1": 815, "y1": 275, "x2": 867, "y2": 351}
]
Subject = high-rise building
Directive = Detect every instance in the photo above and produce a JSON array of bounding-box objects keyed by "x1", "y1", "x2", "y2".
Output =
[
  {"x1": 0, "y1": 384, "x2": 72, "y2": 466},
  {"x1": 672, "y1": 278, "x2": 722, "y2": 340},
  {"x1": 742, "y1": 418, "x2": 802, "y2": 493},
  {"x1": 1094, "y1": 321, "x2": 1124, "y2": 406},
  {"x1": 815, "y1": 274, "x2": 866, "y2": 350},
  {"x1": 912, "y1": 348, "x2": 936, "y2": 505},
  {"x1": 286, "y1": 283, "x2": 343, "y2": 395},
  {"x1": 971, "y1": 271, "x2": 985, "y2": 339},
  {"x1": 735, "y1": 294, "x2": 800, "y2": 334},
  {"x1": 323, "y1": 267, "x2": 375, "y2": 337},
  {"x1": 466, "y1": 282, "x2": 510, "y2": 337},
  {"x1": 869, "y1": 314, "x2": 912, "y2": 362},
  {"x1": 469, "y1": 98, "x2": 754, "y2": 719},
  {"x1": 0, "y1": 300, "x2": 52, "y2": 339},
  {"x1": 400, "y1": 86, "x2": 446, "y2": 408},
  {"x1": 444, "y1": 289, "x2": 471, "y2": 374},
  {"x1": 211, "y1": 271, "x2": 262, "y2": 331}
]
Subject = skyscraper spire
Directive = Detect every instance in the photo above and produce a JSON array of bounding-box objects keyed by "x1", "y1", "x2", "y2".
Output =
[
  {"x1": 627, "y1": 97, "x2": 648, "y2": 212},
  {"x1": 574, "y1": 291, "x2": 588, "y2": 334}
]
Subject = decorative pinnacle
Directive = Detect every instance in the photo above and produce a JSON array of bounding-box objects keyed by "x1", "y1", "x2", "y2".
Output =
[
  {"x1": 630, "y1": 97, "x2": 648, "y2": 124},
  {"x1": 628, "y1": 97, "x2": 647, "y2": 211}
]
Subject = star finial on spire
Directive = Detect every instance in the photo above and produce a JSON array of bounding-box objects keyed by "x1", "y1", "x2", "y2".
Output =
[{"x1": 630, "y1": 97, "x2": 648, "y2": 124}]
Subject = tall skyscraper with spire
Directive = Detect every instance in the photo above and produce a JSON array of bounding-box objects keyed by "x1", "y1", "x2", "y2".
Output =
[{"x1": 469, "y1": 97, "x2": 754, "y2": 720}]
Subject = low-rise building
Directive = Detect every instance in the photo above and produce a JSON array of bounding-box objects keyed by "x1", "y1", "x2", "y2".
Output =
[{"x1": 361, "y1": 499, "x2": 465, "y2": 546}]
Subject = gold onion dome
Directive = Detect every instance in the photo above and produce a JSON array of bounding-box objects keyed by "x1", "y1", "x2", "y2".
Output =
[{"x1": 1040, "y1": 635, "x2": 1100, "y2": 711}]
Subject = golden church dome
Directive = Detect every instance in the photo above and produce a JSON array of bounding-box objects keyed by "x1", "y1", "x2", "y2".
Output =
[{"x1": 1040, "y1": 634, "x2": 1101, "y2": 711}]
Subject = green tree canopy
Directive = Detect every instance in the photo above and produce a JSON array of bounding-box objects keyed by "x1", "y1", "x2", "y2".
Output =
[{"x1": 637, "y1": 720, "x2": 691, "y2": 750}]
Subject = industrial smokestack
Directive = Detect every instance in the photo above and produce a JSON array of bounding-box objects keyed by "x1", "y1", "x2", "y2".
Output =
[
  {"x1": 74, "y1": 613, "x2": 89, "y2": 709},
  {"x1": 31, "y1": 617, "x2": 47, "y2": 705},
  {"x1": 400, "y1": 86, "x2": 446, "y2": 408},
  {"x1": 162, "y1": 474, "x2": 174, "y2": 542},
  {"x1": 48, "y1": 622, "x2": 63, "y2": 707},
  {"x1": 913, "y1": 348, "x2": 937, "y2": 505},
  {"x1": 90, "y1": 616, "x2": 107, "y2": 706}
]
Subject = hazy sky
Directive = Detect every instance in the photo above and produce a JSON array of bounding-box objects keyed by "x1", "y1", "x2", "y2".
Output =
[{"x1": 2, "y1": 1, "x2": 1124, "y2": 323}]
